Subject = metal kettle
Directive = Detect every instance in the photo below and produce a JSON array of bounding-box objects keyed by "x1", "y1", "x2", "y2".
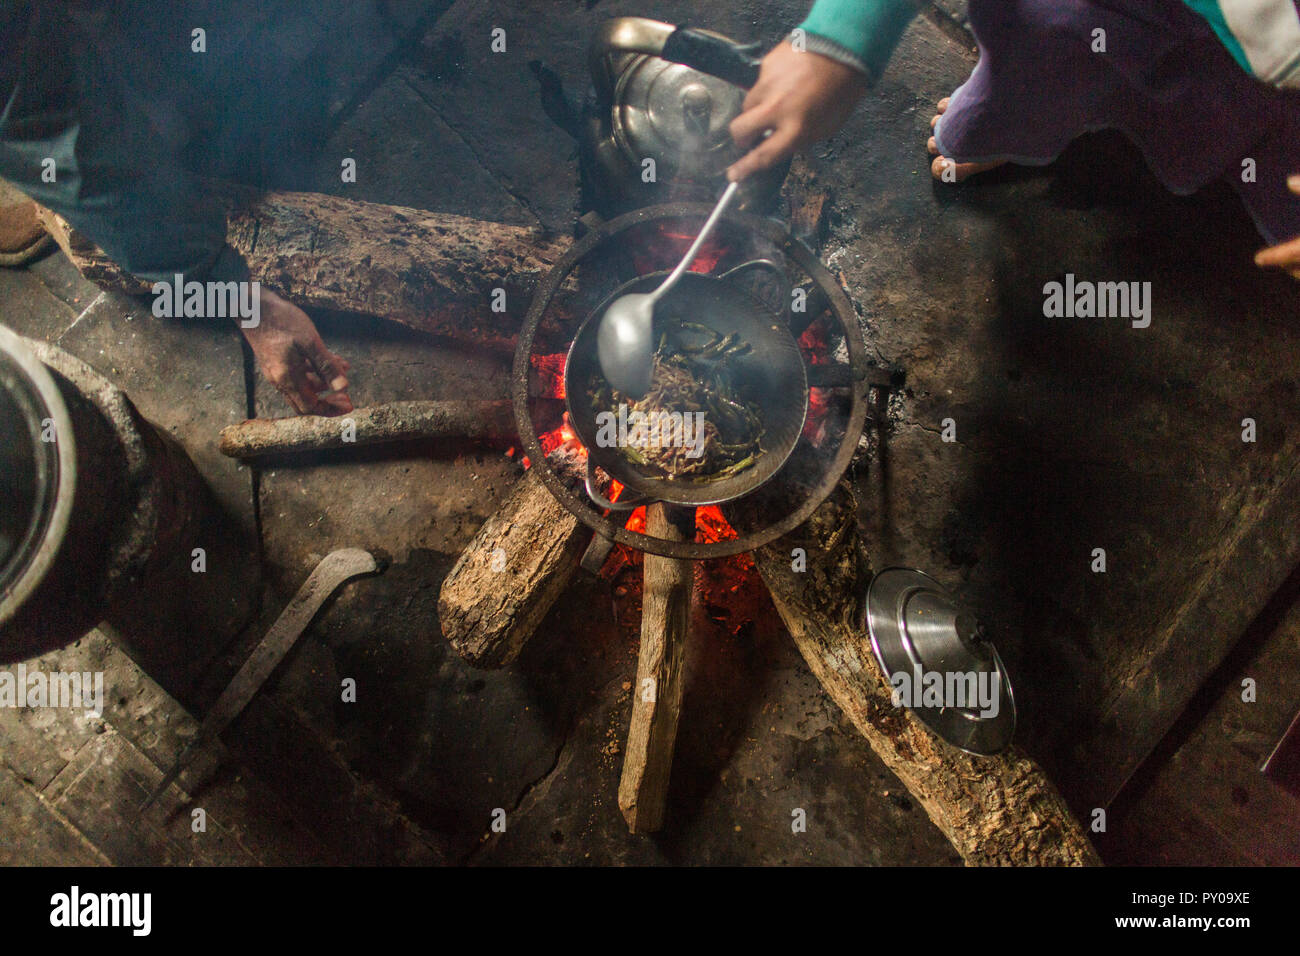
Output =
[{"x1": 580, "y1": 17, "x2": 789, "y2": 217}]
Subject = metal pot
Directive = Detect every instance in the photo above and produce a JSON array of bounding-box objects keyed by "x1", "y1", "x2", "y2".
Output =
[
  {"x1": 581, "y1": 17, "x2": 789, "y2": 217},
  {"x1": 0, "y1": 329, "x2": 203, "y2": 663}
]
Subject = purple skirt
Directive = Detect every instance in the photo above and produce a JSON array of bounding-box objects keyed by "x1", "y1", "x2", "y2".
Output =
[{"x1": 932, "y1": 0, "x2": 1300, "y2": 244}]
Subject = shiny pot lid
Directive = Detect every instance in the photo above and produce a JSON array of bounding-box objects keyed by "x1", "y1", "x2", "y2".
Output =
[
  {"x1": 612, "y1": 55, "x2": 744, "y2": 184},
  {"x1": 863, "y1": 568, "x2": 1016, "y2": 755}
]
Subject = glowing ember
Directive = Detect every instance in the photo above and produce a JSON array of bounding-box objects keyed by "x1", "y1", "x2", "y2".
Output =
[
  {"x1": 531, "y1": 353, "x2": 567, "y2": 399},
  {"x1": 695, "y1": 505, "x2": 737, "y2": 542},
  {"x1": 804, "y1": 388, "x2": 832, "y2": 444},
  {"x1": 625, "y1": 505, "x2": 647, "y2": 534},
  {"x1": 797, "y1": 320, "x2": 835, "y2": 444},
  {"x1": 618, "y1": 505, "x2": 739, "y2": 548},
  {"x1": 631, "y1": 220, "x2": 726, "y2": 276},
  {"x1": 539, "y1": 417, "x2": 578, "y2": 456}
]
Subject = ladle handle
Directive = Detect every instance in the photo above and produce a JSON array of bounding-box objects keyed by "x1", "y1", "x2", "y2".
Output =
[{"x1": 650, "y1": 180, "x2": 741, "y2": 305}]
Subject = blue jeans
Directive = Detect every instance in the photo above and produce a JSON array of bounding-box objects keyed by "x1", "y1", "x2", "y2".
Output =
[{"x1": 0, "y1": 0, "x2": 249, "y2": 284}]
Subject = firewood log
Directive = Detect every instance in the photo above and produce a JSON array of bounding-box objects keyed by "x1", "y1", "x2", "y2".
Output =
[
  {"x1": 36, "y1": 190, "x2": 576, "y2": 349},
  {"x1": 437, "y1": 444, "x2": 608, "y2": 668},
  {"x1": 735, "y1": 482, "x2": 1100, "y2": 866},
  {"x1": 618, "y1": 503, "x2": 695, "y2": 833},
  {"x1": 217, "y1": 399, "x2": 562, "y2": 459}
]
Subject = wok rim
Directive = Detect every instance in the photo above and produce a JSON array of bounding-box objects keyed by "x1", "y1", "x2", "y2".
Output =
[{"x1": 512, "y1": 201, "x2": 872, "y2": 560}]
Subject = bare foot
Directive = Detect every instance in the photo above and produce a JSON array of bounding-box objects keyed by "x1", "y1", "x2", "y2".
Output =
[{"x1": 926, "y1": 96, "x2": 1005, "y2": 182}]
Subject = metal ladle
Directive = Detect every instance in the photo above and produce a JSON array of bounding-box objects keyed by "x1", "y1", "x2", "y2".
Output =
[{"x1": 596, "y1": 179, "x2": 740, "y2": 397}]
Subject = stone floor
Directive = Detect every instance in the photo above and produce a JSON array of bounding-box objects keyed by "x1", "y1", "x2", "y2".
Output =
[{"x1": 2, "y1": 0, "x2": 1298, "y2": 865}]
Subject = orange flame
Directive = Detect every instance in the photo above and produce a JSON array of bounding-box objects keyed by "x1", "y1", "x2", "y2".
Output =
[{"x1": 632, "y1": 220, "x2": 726, "y2": 277}]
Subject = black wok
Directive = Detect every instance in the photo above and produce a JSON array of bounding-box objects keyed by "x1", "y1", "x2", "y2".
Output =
[{"x1": 566, "y1": 259, "x2": 808, "y2": 508}]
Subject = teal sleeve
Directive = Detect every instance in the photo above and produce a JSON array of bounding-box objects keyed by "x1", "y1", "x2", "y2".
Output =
[
  {"x1": 1179, "y1": 0, "x2": 1255, "y2": 75},
  {"x1": 797, "y1": 0, "x2": 919, "y2": 78}
]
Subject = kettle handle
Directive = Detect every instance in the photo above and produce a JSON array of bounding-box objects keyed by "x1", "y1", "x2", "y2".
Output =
[
  {"x1": 661, "y1": 27, "x2": 763, "y2": 89},
  {"x1": 590, "y1": 17, "x2": 762, "y2": 102}
]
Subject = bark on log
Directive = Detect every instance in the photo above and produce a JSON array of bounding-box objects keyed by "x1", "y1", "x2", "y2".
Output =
[
  {"x1": 437, "y1": 445, "x2": 607, "y2": 669},
  {"x1": 36, "y1": 190, "x2": 576, "y2": 349},
  {"x1": 218, "y1": 399, "x2": 555, "y2": 459},
  {"x1": 35, "y1": 207, "x2": 144, "y2": 292},
  {"x1": 618, "y1": 504, "x2": 694, "y2": 834},
  {"x1": 743, "y1": 483, "x2": 1100, "y2": 866}
]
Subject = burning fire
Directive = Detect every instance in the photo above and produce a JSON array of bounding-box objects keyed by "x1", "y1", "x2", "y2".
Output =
[
  {"x1": 517, "y1": 220, "x2": 836, "y2": 545},
  {"x1": 798, "y1": 320, "x2": 834, "y2": 446},
  {"x1": 525, "y1": 401, "x2": 738, "y2": 543},
  {"x1": 539, "y1": 418, "x2": 577, "y2": 456},
  {"x1": 617, "y1": 503, "x2": 735, "y2": 542},
  {"x1": 631, "y1": 220, "x2": 726, "y2": 276}
]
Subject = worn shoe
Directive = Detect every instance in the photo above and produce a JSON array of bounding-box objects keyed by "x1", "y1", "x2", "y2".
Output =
[{"x1": 0, "y1": 178, "x2": 51, "y2": 266}]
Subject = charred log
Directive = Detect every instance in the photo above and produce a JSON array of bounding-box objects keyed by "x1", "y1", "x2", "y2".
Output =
[
  {"x1": 437, "y1": 445, "x2": 607, "y2": 669},
  {"x1": 735, "y1": 481, "x2": 1100, "y2": 866},
  {"x1": 36, "y1": 190, "x2": 576, "y2": 350}
]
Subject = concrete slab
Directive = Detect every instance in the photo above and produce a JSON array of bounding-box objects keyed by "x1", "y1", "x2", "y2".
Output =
[
  {"x1": 0, "y1": 764, "x2": 108, "y2": 867},
  {"x1": 797, "y1": 14, "x2": 1300, "y2": 813},
  {"x1": 1103, "y1": 579, "x2": 1300, "y2": 865},
  {"x1": 27, "y1": 247, "x2": 102, "y2": 313},
  {"x1": 0, "y1": 264, "x2": 80, "y2": 342},
  {"x1": 55, "y1": 290, "x2": 255, "y2": 535},
  {"x1": 306, "y1": 69, "x2": 536, "y2": 224}
]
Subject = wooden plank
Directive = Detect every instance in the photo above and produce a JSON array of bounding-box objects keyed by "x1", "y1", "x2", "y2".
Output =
[
  {"x1": 617, "y1": 504, "x2": 695, "y2": 833},
  {"x1": 1079, "y1": 457, "x2": 1300, "y2": 807},
  {"x1": 0, "y1": 764, "x2": 109, "y2": 867},
  {"x1": 44, "y1": 730, "x2": 257, "y2": 866},
  {"x1": 1105, "y1": 568, "x2": 1300, "y2": 865}
]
